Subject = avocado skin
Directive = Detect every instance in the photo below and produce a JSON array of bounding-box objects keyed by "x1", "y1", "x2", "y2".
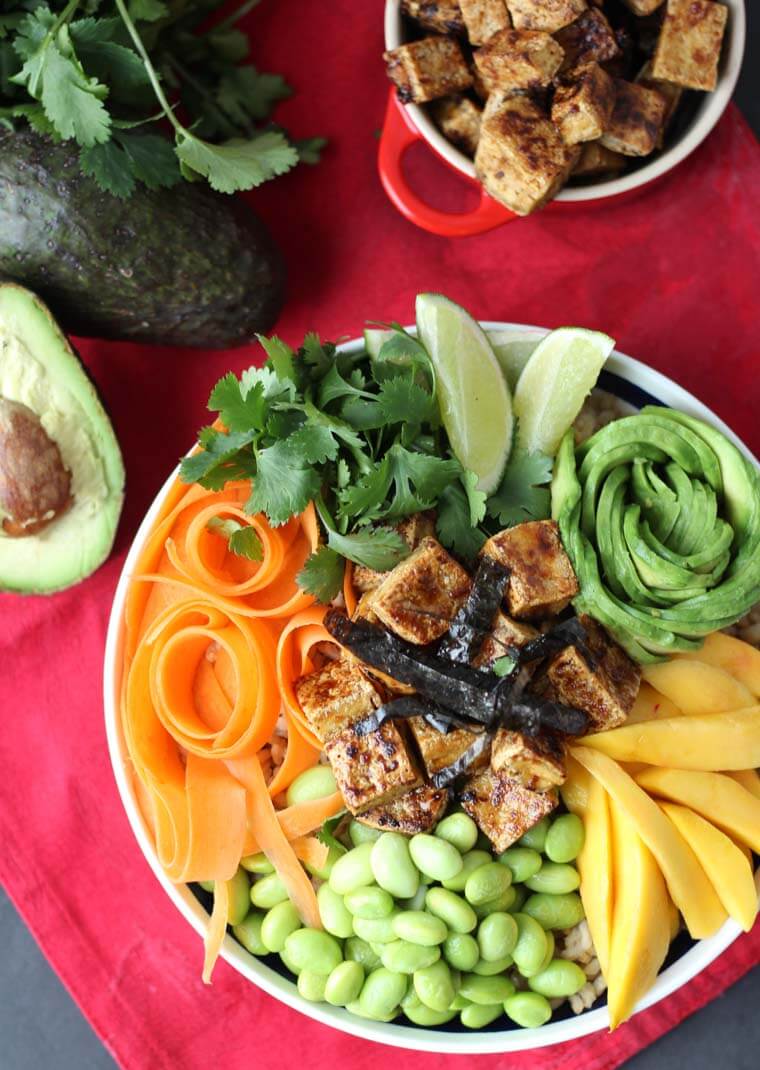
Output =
[{"x1": 0, "y1": 130, "x2": 285, "y2": 349}]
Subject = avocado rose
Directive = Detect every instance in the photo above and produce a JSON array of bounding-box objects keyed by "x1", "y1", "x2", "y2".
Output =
[{"x1": 551, "y1": 407, "x2": 760, "y2": 663}]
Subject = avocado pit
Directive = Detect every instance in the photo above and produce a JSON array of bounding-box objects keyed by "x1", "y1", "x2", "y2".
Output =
[{"x1": 0, "y1": 397, "x2": 71, "y2": 536}]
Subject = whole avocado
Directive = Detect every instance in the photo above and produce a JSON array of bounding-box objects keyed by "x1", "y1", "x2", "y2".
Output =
[{"x1": 0, "y1": 130, "x2": 285, "y2": 348}]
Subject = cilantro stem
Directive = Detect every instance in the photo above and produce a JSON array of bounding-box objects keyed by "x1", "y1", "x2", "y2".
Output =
[
  {"x1": 48, "y1": 0, "x2": 81, "y2": 41},
  {"x1": 113, "y1": 0, "x2": 186, "y2": 136}
]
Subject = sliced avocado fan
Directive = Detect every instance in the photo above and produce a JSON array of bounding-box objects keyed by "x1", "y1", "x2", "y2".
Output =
[
  {"x1": 551, "y1": 407, "x2": 760, "y2": 663},
  {"x1": 0, "y1": 284, "x2": 124, "y2": 593}
]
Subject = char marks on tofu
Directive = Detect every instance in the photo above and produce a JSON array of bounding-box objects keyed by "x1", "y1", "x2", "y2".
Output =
[
  {"x1": 460, "y1": 768, "x2": 559, "y2": 852},
  {"x1": 401, "y1": 0, "x2": 467, "y2": 36},
  {"x1": 506, "y1": 0, "x2": 587, "y2": 33},
  {"x1": 652, "y1": 0, "x2": 728, "y2": 91},
  {"x1": 554, "y1": 8, "x2": 620, "y2": 69},
  {"x1": 325, "y1": 719, "x2": 423, "y2": 814},
  {"x1": 599, "y1": 79, "x2": 666, "y2": 156},
  {"x1": 357, "y1": 784, "x2": 449, "y2": 833},
  {"x1": 474, "y1": 28, "x2": 565, "y2": 91},
  {"x1": 491, "y1": 727, "x2": 566, "y2": 791},
  {"x1": 460, "y1": 0, "x2": 512, "y2": 46},
  {"x1": 384, "y1": 36, "x2": 473, "y2": 104},
  {"x1": 294, "y1": 657, "x2": 382, "y2": 743},
  {"x1": 481, "y1": 519, "x2": 579, "y2": 618},
  {"x1": 551, "y1": 62, "x2": 616, "y2": 145},
  {"x1": 431, "y1": 95, "x2": 484, "y2": 157}
]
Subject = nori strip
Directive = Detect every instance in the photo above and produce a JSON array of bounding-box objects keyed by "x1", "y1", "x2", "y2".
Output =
[
  {"x1": 515, "y1": 618, "x2": 598, "y2": 671},
  {"x1": 353, "y1": 696, "x2": 476, "y2": 737},
  {"x1": 431, "y1": 733, "x2": 492, "y2": 788},
  {"x1": 437, "y1": 558, "x2": 510, "y2": 664},
  {"x1": 497, "y1": 694, "x2": 589, "y2": 738}
]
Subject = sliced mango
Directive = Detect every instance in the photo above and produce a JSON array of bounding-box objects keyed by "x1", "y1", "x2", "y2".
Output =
[
  {"x1": 606, "y1": 798, "x2": 671, "y2": 1030},
  {"x1": 636, "y1": 767, "x2": 760, "y2": 854},
  {"x1": 625, "y1": 682, "x2": 683, "y2": 726},
  {"x1": 676, "y1": 632, "x2": 760, "y2": 698},
  {"x1": 582, "y1": 706, "x2": 760, "y2": 770},
  {"x1": 571, "y1": 747, "x2": 727, "y2": 939},
  {"x1": 642, "y1": 660, "x2": 753, "y2": 715},
  {"x1": 659, "y1": 803, "x2": 758, "y2": 932},
  {"x1": 728, "y1": 768, "x2": 760, "y2": 802}
]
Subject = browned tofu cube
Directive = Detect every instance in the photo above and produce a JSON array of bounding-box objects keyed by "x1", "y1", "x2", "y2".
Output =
[
  {"x1": 431, "y1": 95, "x2": 483, "y2": 156},
  {"x1": 294, "y1": 658, "x2": 382, "y2": 743},
  {"x1": 481, "y1": 520, "x2": 579, "y2": 618},
  {"x1": 636, "y1": 62, "x2": 683, "y2": 147},
  {"x1": 460, "y1": 769, "x2": 558, "y2": 852},
  {"x1": 474, "y1": 96, "x2": 578, "y2": 215},
  {"x1": 402, "y1": 0, "x2": 466, "y2": 35},
  {"x1": 325, "y1": 721, "x2": 423, "y2": 813},
  {"x1": 353, "y1": 513, "x2": 437, "y2": 593},
  {"x1": 507, "y1": 0, "x2": 586, "y2": 32},
  {"x1": 599, "y1": 79, "x2": 666, "y2": 156},
  {"x1": 490, "y1": 729, "x2": 566, "y2": 791},
  {"x1": 551, "y1": 62, "x2": 615, "y2": 144},
  {"x1": 460, "y1": 0, "x2": 511, "y2": 44},
  {"x1": 620, "y1": 0, "x2": 665, "y2": 13},
  {"x1": 571, "y1": 140, "x2": 627, "y2": 178},
  {"x1": 356, "y1": 785, "x2": 449, "y2": 834},
  {"x1": 474, "y1": 28, "x2": 564, "y2": 91},
  {"x1": 472, "y1": 611, "x2": 538, "y2": 669},
  {"x1": 554, "y1": 8, "x2": 620, "y2": 70},
  {"x1": 350, "y1": 592, "x2": 417, "y2": 696},
  {"x1": 542, "y1": 614, "x2": 640, "y2": 731},
  {"x1": 652, "y1": 0, "x2": 727, "y2": 91},
  {"x1": 370, "y1": 536, "x2": 471, "y2": 645},
  {"x1": 409, "y1": 716, "x2": 490, "y2": 777},
  {"x1": 384, "y1": 36, "x2": 473, "y2": 104}
]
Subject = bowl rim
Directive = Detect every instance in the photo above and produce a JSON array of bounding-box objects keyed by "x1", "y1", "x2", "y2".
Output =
[
  {"x1": 383, "y1": 0, "x2": 746, "y2": 204},
  {"x1": 104, "y1": 324, "x2": 758, "y2": 1054}
]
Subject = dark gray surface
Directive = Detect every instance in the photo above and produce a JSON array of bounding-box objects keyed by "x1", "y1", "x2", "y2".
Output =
[{"x1": 2, "y1": 15, "x2": 759, "y2": 1070}]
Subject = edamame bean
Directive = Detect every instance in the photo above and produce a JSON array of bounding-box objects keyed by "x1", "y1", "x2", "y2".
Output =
[
  {"x1": 477, "y1": 912, "x2": 518, "y2": 962},
  {"x1": 325, "y1": 960, "x2": 364, "y2": 1006},
  {"x1": 409, "y1": 834, "x2": 463, "y2": 882},
  {"x1": 358, "y1": 968, "x2": 407, "y2": 1019},
  {"x1": 280, "y1": 948, "x2": 301, "y2": 975},
  {"x1": 380, "y1": 940, "x2": 440, "y2": 974},
  {"x1": 449, "y1": 993, "x2": 472, "y2": 1010},
  {"x1": 544, "y1": 813, "x2": 585, "y2": 864},
  {"x1": 345, "y1": 937, "x2": 381, "y2": 972},
  {"x1": 348, "y1": 820, "x2": 382, "y2": 847},
  {"x1": 425, "y1": 887, "x2": 477, "y2": 934},
  {"x1": 317, "y1": 882, "x2": 354, "y2": 939},
  {"x1": 472, "y1": 955, "x2": 513, "y2": 976},
  {"x1": 345, "y1": 999, "x2": 398, "y2": 1023},
  {"x1": 285, "y1": 764, "x2": 337, "y2": 807},
  {"x1": 240, "y1": 852, "x2": 274, "y2": 875},
  {"x1": 518, "y1": 816, "x2": 551, "y2": 852},
  {"x1": 298, "y1": 970, "x2": 328, "y2": 1002},
  {"x1": 284, "y1": 928, "x2": 343, "y2": 974},
  {"x1": 539, "y1": 931, "x2": 555, "y2": 973},
  {"x1": 460, "y1": 1003, "x2": 503, "y2": 1028},
  {"x1": 528, "y1": 959, "x2": 586, "y2": 998},
  {"x1": 459, "y1": 973, "x2": 515, "y2": 1005},
  {"x1": 352, "y1": 913, "x2": 399, "y2": 944},
  {"x1": 473, "y1": 886, "x2": 516, "y2": 919},
  {"x1": 523, "y1": 892, "x2": 585, "y2": 931},
  {"x1": 508, "y1": 885, "x2": 527, "y2": 913},
  {"x1": 233, "y1": 911, "x2": 267, "y2": 956},
  {"x1": 393, "y1": 910, "x2": 448, "y2": 947},
  {"x1": 401, "y1": 989, "x2": 457, "y2": 1026},
  {"x1": 224, "y1": 867, "x2": 251, "y2": 926},
  {"x1": 261, "y1": 901, "x2": 301, "y2": 953},
  {"x1": 465, "y1": 862, "x2": 512, "y2": 906},
  {"x1": 511, "y1": 913, "x2": 549, "y2": 978},
  {"x1": 413, "y1": 959, "x2": 456, "y2": 1012},
  {"x1": 443, "y1": 933, "x2": 480, "y2": 972},
  {"x1": 525, "y1": 863, "x2": 580, "y2": 895},
  {"x1": 371, "y1": 833, "x2": 420, "y2": 899},
  {"x1": 442, "y1": 850, "x2": 492, "y2": 892},
  {"x1": 328, "y1": 842, "x2": 374, "y2": 895},
  {"x1": 344, "y1": 886, "x2": 394, "y2": 920},
  {"x1": 434, "y1": 813, "x2": 478, "y2": 853},
  {"x1": 400, "y1": 884, "x2": 428, "y2": 911},
  {"x1": 498, "y1": 847, "x2": 542, "y2": 884},
  {"x1": 503, "y1": 991, "x2": 552, "y2": 1029},
  {"x1": 250, "y1": 873, "x2": 289, "y2": 910}
]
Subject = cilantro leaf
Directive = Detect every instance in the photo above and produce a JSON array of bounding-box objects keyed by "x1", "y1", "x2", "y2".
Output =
[
  {"x1": 180, "y1": 428, "x2": 256, "y2": 488},
  {"x1": 79, "y1": 140, "x2": 135, "y2": 198},
  {"x1": 216, "y1": 67, "x2": 291, "y2": 124},
  {"x1": 436, "y1": 481, "x2": 486, "y2": 559},
  {"x1": 461, "y1": 469, "x2": 487, "y2": 526},
  {"x1": 316, "y1": 812, "x2": 347, "y2": 853},
  {"x1": 40, "y1": 44, "x2": 110, "y2": 146},
  {"x1": 493, "y1": 655, "x2": 517, "y2": 677},
  {"x1": 246, "y1": 439, "x2": 321, "y2": 526},
  {"x1": 256, "y1": 334, "x2": 296, "y2": 383},
  {"x1": 206, "y1": 517, "x2": 263, "y2": 561},
  {"x1": 377, "y1": 377, "x2": 436, "y2": 426},
  {"x1": 115, "y1": 130, "x2": 181, "y2": 190},
  {"x1": 295, "y1": 136, "x2": 327, "y2": 164},
  {"x1": 384, "y1": 445, "x2": 461, "y2": 520},
  {"x1": 340, "y1": 397, "x2": 385, "y2": 431},
  {"x1": 69, "y1": 18, "x2": 150, "y2": 97},
  {"x1": 209, "y1": 373, "x2": 267, "y2": 433},
  {"x1": 127, "y1": 0, "x2": 168, "y2": 22},
  {"x1": 326, "y1": 526, "x2": 409, "y2": 572},
  {"x1": 241, "y1": 365, "x2": 295, "y2": 404},
  {"x1": 487, "y1": 445, "x2": 553, "y2": 527},
  {"x1": 285, "y1": 422, "x2": 340, "y2": 465},
  {"x1": 318, "y1": 363, "x2": 371, "y2": 408},
  {"x1": 301, "y1": 333, "x2": 335, "y2": 378},
  {"x1": 175, "y1": 130, "x2": 298, "y2": 194},
  {"x1": 297, "y1": 546, "x2": 345, "y2": 604}
]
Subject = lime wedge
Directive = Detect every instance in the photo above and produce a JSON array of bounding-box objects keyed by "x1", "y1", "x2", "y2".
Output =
[
  {"x1": 364, "y1": 328, "x2": 394, "y2": 358},
  {"x1": 416, "y1": 293, "x2": 513, "y2": 494},
  {"x1": 513, "y1": 327, "x2": 615, "y2": 456},
  {"x1": 487, "y1": 328, "x2": 542, "y2": 390}
]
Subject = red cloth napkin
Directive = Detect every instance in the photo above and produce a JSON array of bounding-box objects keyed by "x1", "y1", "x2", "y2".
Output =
[{"x1": 1, "y1": 2, "x2": 759, "y2": 1067}]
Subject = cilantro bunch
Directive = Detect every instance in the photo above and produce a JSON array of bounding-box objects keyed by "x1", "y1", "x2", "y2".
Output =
[
  {"x1": 0, "y1": 0, "x2": 324, "y2": 197},
  {"x1": 181, "y1": 326, "x2": 553, "y2": 603}
]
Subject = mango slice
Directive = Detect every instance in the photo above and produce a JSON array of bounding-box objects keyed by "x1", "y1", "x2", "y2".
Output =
[
  {"x1": 675, "y1": 632, "x2": 760, "y2": 698},
  {"x1": 606, "y1": 799, "x2": 671, "y2": 1029},
  {"x1": 582, "y1": 706, "x2": 760, "y2": 770},
  {"x1": 625, "y1": 682, "x2": 683, "y2": 726},
  {"x1": 728, "y1": 768, "x2": 760, "y2": 801},
  {"x1": 571, "y1": 747, "x2": 727, "y2": 939},
  {"x1": 659, "y1": 802, "x2": 758, "y2": 932},
  {"x1": 642, "y1": 660, "x2": 754, "y2": 715},
  {"x1": 636, "y1": 767, "x2": 760, "y2": 854}
]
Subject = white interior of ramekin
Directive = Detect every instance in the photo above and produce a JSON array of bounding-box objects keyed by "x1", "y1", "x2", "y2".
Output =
[
  {"x1": 104, "y1": 326, "x2": 758, "y2": 1054},
  {"x1": 384, "y1": 0, "x2": 746, "y2": 204}
]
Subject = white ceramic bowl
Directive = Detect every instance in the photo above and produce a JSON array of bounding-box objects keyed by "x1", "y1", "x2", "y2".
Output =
[{"x1": 104, "y1": 325, "x2": 758, "y2": 1054}]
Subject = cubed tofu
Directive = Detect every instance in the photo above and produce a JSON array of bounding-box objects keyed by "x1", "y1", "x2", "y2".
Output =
[
  {"x1": 481, "y1": 520, "x2": 579, "y2": 618},
  {"x1": 460, "y1": 769, "x2": 558, "y2": 852},
  {"x1": 551, "y1": 62, "x2": 615, "y2": 144},
  {"x1": 353, "y1": 512, "x2": 437, "y2": 593},
  {"x1": 652, "y1": 0, "x2": 727, "y2": 91},
  {"x1": 460, "y1": 0, "x2": 511, "y2": 44},
  {"x1": 541, "y1": 614, "x2": 640, "y2": 731},
  {"x1": 351, "y1": 592, "x2": 417, "y2": 696},
  {"x1": 474, "y1": 28, "x2": 564, "y2": 91},
  {"x1": 294, "y1": 658, "x2": 382, "y2": 743},
  {"x1": 431, "y1": 94, "x2": 483, "y2": 156},
  {"x1": 636, "y1": 61, "x2": 683, "y2": 147},
  {"x1": 474, "y1": 96, "x2": 578, "y2": 215},
  {"x1": 599, "y1": 79, "x2": 666, "y2": 156},
  {"x1": 507, "y1": 0, "x2": 586, "y2": 32},
  {"x1": 409, "y1": 716, "x2": 490, "y2": 777},
  {"x1": 370, "y1": 536, "x2": 471, "y2": 645},
  {"x1": 402, "y1": 0, "x2": 466, "y2": 35},
  {"x1": 554, "y1": 8, "x2": 620, "y2": 70},
  {"x1": 384, "y1": 36, "x2": 473, "y2": 104},
  {"x1": 356, "y1": 785, "x2": 449, "y2": 834},
  {"x1": 472, "y1": 611, "x2": 538, "y2": 669},
  {"x1": 490, "y1": 729, "x2": 566, "y2": 791},
  {"x1": 620, "y1": 0, "x2": 665, "y2": 14},
  {"x1": 325, "y1": 721, "x2": 423, "y2": 814},
  {"x1": 571, "y1": 140, "x2": 627, "y2": 177}
]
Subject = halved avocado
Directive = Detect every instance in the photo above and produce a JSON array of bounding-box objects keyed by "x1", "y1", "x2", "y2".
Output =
[{"x1": 0, "y1": 284, "x2": 124, "y2": 593}]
